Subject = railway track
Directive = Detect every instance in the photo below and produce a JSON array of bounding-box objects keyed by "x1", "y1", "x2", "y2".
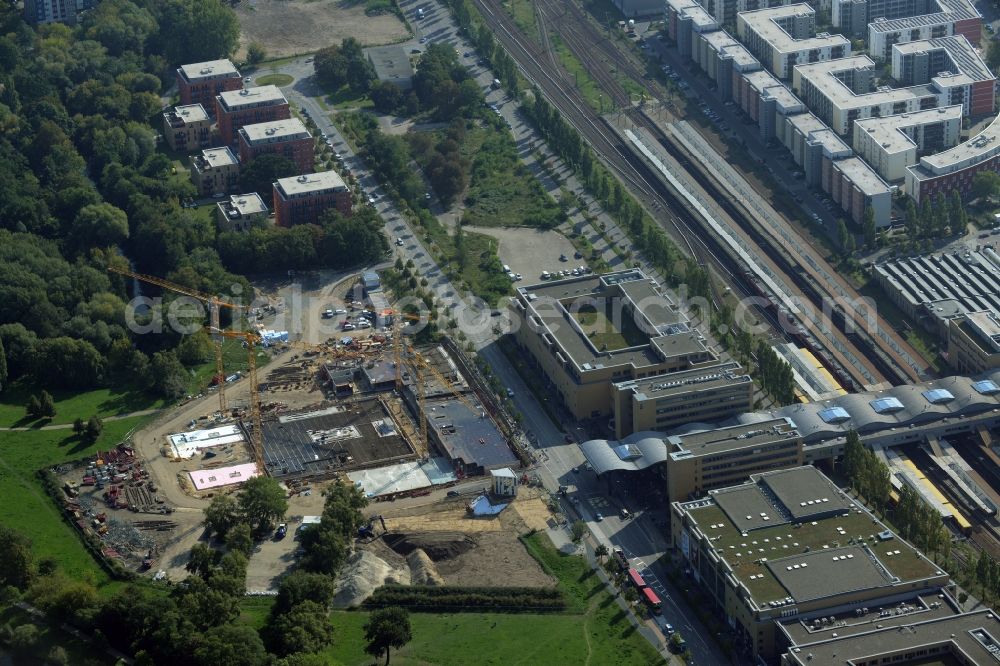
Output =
[{"x1": 476, "y1": 0, "x2": 928, "y2": 386}]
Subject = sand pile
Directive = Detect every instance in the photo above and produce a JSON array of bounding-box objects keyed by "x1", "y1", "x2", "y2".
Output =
[
  {"x1": 332, "y1": 550, "x2": 410, "y2": 608},
  {"x1": 407, "y1": 549, "x2": 444, "y2": 586}
]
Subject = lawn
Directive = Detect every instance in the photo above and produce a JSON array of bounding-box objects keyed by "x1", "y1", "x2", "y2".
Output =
[
  {"x1": 461, "y1": 126, "x2": 564, "y2": 229},
  {"x1": 240, "y1": 532, "x2": 664, "y2": 665},
  {"x1": 0, "y1": 416, "x2": 151, "y2": 586},
  {"x1": 254, "y1": 73, "x2": 294, "y2": 87},
  {"x1": 0, "y1": 384, "x2": 165, "y2": 429}
]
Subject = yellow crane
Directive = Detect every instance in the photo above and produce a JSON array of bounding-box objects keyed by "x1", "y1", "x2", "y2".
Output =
[{"x1": 108, "y1": 265, "x2": 249, "y2": 414}]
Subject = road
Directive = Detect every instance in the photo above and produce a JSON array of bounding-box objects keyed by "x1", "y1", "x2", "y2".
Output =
[{"x1": 249, "y1": 4, "x2": 725, "y2": 661}]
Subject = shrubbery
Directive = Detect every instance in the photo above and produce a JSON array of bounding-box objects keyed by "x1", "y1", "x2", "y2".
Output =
[{"x1": 365, "y1": 585, "x2": 566, "y2": 612}]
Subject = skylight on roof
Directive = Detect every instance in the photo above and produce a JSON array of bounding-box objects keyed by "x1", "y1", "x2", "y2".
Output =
[
  {"x1": 818, "y1": 406, "x2": 850, "y2": 424},
  {"x1": 973, "y1": 380, "x2": 1000, "y2": 395},
  {"x1": 922, "y1": 388, "x2": 954, "y2": 404},
  {"x1": 613, "y1": 444, "x2": 642, "y2": 461},
  {"x1": 870, "y1": 397, "x2": 904, "y2": 414}
]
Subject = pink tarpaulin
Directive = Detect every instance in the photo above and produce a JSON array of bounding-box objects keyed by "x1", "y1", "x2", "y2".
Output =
[{"x1": 188, "y1": 463, "x2": 259, "y2": 490}]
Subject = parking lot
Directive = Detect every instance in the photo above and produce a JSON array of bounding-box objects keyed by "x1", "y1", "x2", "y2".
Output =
[{"x1": 466, "y1": 225, "x2": 591, "y2": 285}]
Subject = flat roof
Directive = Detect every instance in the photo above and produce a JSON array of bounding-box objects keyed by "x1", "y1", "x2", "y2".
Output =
[
  {"x1": 893, "y1": 36, "x2": 995, "y2": 87},
  {"x1": 853, "y1": 106, "x2": 964, "y2": 156},
  {"x1": 743, "y1": 70, "x2": 805, "y2": 111},
  {"x1": 788, "y1": 113, "x2": 852, "y2": 157},
  {"x1": 275, "y1": 171, "x2": 347, "y2": 197},
  {"x1": 666, "y1": 417, "x2": 799, "y2": 459},
  {"x1": 240, "y1": 118, "x2": 310, "y2": 144},
  {"x1": 782, "y1": 608, "x2": 1000, "y2": 665},
  {"x1": 615, "y1": 361, "x2": 750, "y2": 402},
  {"x1": 700, "y1": 30, "x2": 760, "y2": 70},
  {"x1": 168, "y1": 104, "x2": 209, "y2": 123},
  {"x1": 868, "y1": 0, "x2": 979, "y2": 32},
  {"x1": 679, "y1": 466, "x2": 945, "y2": 607},
  {"x1": 222, "y1": 193, "x2": 267, "y2": 216},
  {"x1": 218, "y1": 85, "x2": 287, "y2": 110},
  {"x1": 833, "y1": 157, "x2": 892, "y2": 196},
  {"x1": 425, "y1": 397, "x2": 518, "y2": 470},
  {"x1": 911, "y1": 114, "x2": 1000, "y2": 177},
  {"x1": 259, "y1": 402, "x2": 413, "y2": 478},
  {"x1": 738, "y1": 4, "x2": 850, "y2": 55},
  {"x1": 197, "y1": 146, "x2": 238, "y2": 169},
  {"x1": 964, "y1": 310, "x2": 1000, "y2": 353},
  {"x1": 794, "y1": 56, "x2": 937, "y2": 111},
  {"x1": 761, "y1": 465, "x2": 851, "y2": 520},
  {"x1": 518, "y1": 269, "x2": 705, "y2": 373},
  {"x1": 178, "y1": 59, "x2": 239, "y2": 82},
  {"x1": 365, "y1": 45, "x2": 414, "y2": 83}
]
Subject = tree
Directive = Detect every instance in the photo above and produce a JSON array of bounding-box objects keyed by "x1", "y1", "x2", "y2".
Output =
[
  {"x1": 193, "y1": 623, "x2": 268, "y2": 666},
  {"x1": 25, "y1": 395, "x2": 41, "y2": 419},
  {"x1": 837, "y1": 219, "x2": 851, "y2": 252},
  {"x1": 265, "y1": 600, "x2": 335, "y2": 656},
  {"x1": 314, "y1": 43, "x2": 350, "y2": 89},
  {"x1": 72, "y1": 417, "x2": 85, "y2": 435},
  {"x1": 84, "y1": 415, "x2": 103, "y2": 443},
  {"x1": 863, "y1": 206, "x2": 877, "y2": 248},
  {"x1": 571, "y1": 520, "x2": 586, "y2": 542},
  {"x1": 224, "y1": 522, "x2": 253, "y2": 558},
  {"x1": 595, "y1": 544, "x2": 609, "y2": 561},
  {"x1": 71, "y1": 202, "x2": 129, "y2": 251},
  {"x1": 240, "y1": 154, "x2": 298, "y2": 201},
  {"x1": 0, "y1": 526, "x2": 35, "y2": 590},
  {"x1": 274, "y1": 571, "x2": 336, "y2": 615},
  {"x1": 246, "y1": 43, "x2": 267, "y2": 65},
  {"x1": 38, "y1": 391, "x2": 56, "y2": 418},
  {"x1": 371, "y1": 81, "x2": 404, "y2": 113},
  {"x1": 237, "y1": 476, "x2": 288, "y2": 534},
  {"x1": 972, "y1": 171, "x2": 1000, "y2": 200},
  {"x1": 0, "y1": 337, "x2": 7, "y2": 392},
  {"x1": 143, "y1": 0, "x2": 240, "y2": 64},
  {"x1": 364, "y1": 606, "x2": 412, "y2": 665},
  {"x1": 150, "y1": 350, "x2": 188, "y2": 399},
  {"x1": 204, "y1": 494, "x2": 241, "y2": 539},
  {"x1": 28, "y1": 573, "x2": 99, "y2": 623},
  {"x1": 177, "y1": 330, "x2": 213, "y2": 366}
]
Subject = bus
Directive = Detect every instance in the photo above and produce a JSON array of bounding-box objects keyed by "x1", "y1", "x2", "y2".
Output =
[
  {"x1": 641, "y1": 587, "x2": 662, "y2": 614},
  {"x1": 627, "y1": 568, "x2": 646, "y2": 589}
]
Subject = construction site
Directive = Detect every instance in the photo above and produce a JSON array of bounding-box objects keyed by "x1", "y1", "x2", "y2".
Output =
[{"x1": 91, "y1": 267, "x2": 547, "y2": 588}]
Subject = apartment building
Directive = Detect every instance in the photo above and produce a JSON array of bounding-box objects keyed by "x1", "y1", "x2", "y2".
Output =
[
  {"x1": 671, "y1": 466, "x2": 950, "y2": 658},
  {"x1": 511, "y1": 269, "x2": 716, "y2": 421},
  {"x1": 693, "y1": 30, "x2": 761, "y2": 101},
  {"x1": 948, "y1": 310, "x2": 1000, "y2": 374},
  {"x1": 610, "y1": 362, "x2": 753, "y2": 438},
  {"x1": 666, "y1": 0, "x2": 719, "y2": 59},
  {"x1": 162, "y1": 104, "x2": 213, "y2": 152},
  {"x1": 237, "y1": 119, "x2": 314, "y2": 173},
  {"x1": 272, "y1": 171, "x2": 352, "y2": 227},
  {"x1": 736, "y1": 69, "x2": 806, "y2": 140},
  {"x1": 892, "y1": 36, "x2": 996, "y2": 117},
  {"x1": 906, "y1": 117, "x2": 1000, "y2": 202},
  {"x1": 216, "y1": 85, "x2": 290, "y2": 146},
  {"x1": 190, "y1": 147, "x2": 240, "y2": 197},
  {"x1": 216, "y1": 193, "x2": 269, "y2": 232},
  {"x1": 852, "y1": 106, "x2": 963, "y2": 181},
  {"x1": 736, "y1": 5, "x2": 850, "y2": 79},
  {"x1": 176, "y1": 59, "x2": 242, "y2": 109},
  {"x1": 833, "y1": 0, "x2": 980, "y2": 40},
  {"x1": 24, "y1": 0, "x2": 79, "y2": 24}
]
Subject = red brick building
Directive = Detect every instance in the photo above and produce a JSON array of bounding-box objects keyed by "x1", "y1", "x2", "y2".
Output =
[
  {"x1": 176, "y1": 59, "x2": 242, "y2": 110},
  {"x1": 237, "y1": 119, "x2": 314, "y2": 173},
  {"x1": 273, "y1": 171, "x2": 352, "y2": 227},
  {"x1": 216, "y1": 85, "x2": 290, "y2": 146}
]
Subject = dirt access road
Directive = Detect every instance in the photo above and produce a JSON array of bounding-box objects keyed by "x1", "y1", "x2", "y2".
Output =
[{"x1": 235, "y1": 0, "x2": 411, "y2": 58}]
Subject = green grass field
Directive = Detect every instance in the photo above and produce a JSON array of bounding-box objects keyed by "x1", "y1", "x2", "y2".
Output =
[
  {"x1": 569, "y1": 301, "x2": 648, "y2": 351},
  {"x1": 239, "y1": 532, "x2": 664, "y2": 665},
  {"x1": 0, "y1": 385, "x2": 165, "y2": 429},
  {"x1": 254, "y1": 73, "x2": 294, "y2": 87},
  {"x1": 184, "y1": 337, "x2": 273, "y2": 396},
  {"x1": 0, "y1": 416, "x2": 150, "y2": 586}
]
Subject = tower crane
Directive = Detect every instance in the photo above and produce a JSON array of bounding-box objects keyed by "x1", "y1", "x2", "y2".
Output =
[{"x1": 108, "y1": 266, "x2": 249, "y2": 413}]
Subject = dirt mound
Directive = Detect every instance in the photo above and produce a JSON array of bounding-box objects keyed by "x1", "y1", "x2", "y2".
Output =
[
  {"x1": 407, "y1": 549, "x2": 444, "y2": 586},
  {"x1": 332, "y1": 550, "x2": 410, "y2": 608},
  {"x1": 381, "y1": 531, "x2": 476, "y2": 562}
]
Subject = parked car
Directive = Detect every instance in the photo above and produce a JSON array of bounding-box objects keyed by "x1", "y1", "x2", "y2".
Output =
[{"x1": 275, "y1": 523, "x2": 287, "y2": 539}]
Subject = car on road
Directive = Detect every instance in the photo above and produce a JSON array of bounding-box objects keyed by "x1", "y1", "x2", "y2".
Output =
[
  {"x1": 419, "y1": 37, "x2": 427, "y2": 43},
  {"x1": 506, "y1": 388, "x2": 515, "y2": 398},
  {"x1": 395, "y1": 237, "x2": 404, "y2": 246},
  {"x1": 322, "y1": 309, "x2": 334, "y2": 319},
  {"x1": 244, "y1": 76, "x2": 252, "y2": 83},
  {"x1": 275, "y1": 523, "x2": 287, "y2": 539},
  {"x1": 356, "y1": 320, "x2": 371, "y2": 329},
  {"x1": 446, "y1": 490, "x2": 460, "y2": 497},
  {"x1": 663, "y1": 622, "x2": 675, "y2": 634},
  {"x1": 342, "y1": 322, "x2": 355, "y2": 331},
  {"x1": 619, "y1": 507, "x2": 632, "y2": 520},
  {"x1": 559, "y1": 254, "x2": 568, "y2": 262},
  {"x1": 594, "y1": 512, "x2": 603, "y2": 522}
]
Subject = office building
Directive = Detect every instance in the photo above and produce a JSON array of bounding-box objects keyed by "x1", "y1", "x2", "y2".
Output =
[
  {"x1": 176, "y1": 59, "x2": 242, "y2": 109},
  {"x1": 190, "y1": 147, "x2": 240, "y2": 197},
  {"x1": 162, "y1": 104, "x2": 213, "y2": 152},
  {"x1": 736, "y1": 5, "x2": 850, "y2": 79},
  {"x1": 272, "y1": 171, "x2": 352, "y2": 227},
  {"x1": 671, "y1": 466, "x2": 950, "y2": 658},
  {"x1": 610, "y1": 362, "x2": 753, "y2": 438},
  {"x1": 852, "y1": 106, "x2": 963, "y2": 181},
  {"x1": 948, "y1": 310, "x2": 1000, "y2": 374},
  {"x1": 216, "y1": 193, "x2": 269, "y2": 232},
  {"x1": 237, "y1": 119, "x2": 314, "y2": 173},
  {"x1": 511, "y1": 269, "x2": 717, "y2": 421},
  {"x1": 216, "y1": 85, "x2": 290, "y2": 146}
]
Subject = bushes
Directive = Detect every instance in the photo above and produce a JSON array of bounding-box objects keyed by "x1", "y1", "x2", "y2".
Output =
[{"x1": 364, "y1": 585, "x2": 566, "y2": 612}]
